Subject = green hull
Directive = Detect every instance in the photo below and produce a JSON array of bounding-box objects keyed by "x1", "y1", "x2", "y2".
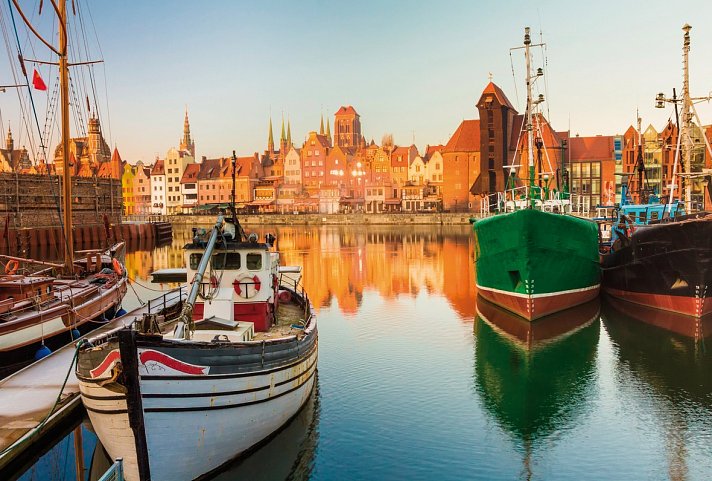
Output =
[{"x1": 473, "y1": 209, "x2": 600, "y2": 319}]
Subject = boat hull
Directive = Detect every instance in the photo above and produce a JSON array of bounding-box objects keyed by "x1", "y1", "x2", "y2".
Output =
[
  {"x1": 77, "y1": 323, "x2": 318, "y2": 481},
  {"x1": 601, "y1": 215, "x2": 712, "y2": 318},
  {"x1": 473, "y1": 209, "x2": 600, "y2": 320}
]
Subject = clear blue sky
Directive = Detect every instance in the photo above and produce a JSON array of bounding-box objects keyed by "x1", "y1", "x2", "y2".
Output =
[{"x1": 2, "y1": 0, "x2": 712, "y2": 164}]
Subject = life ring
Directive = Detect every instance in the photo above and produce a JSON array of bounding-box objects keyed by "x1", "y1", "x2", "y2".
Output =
[
  {"x1": 233, "y1": 275, "x2": 261, "y2": 298},
  {"x1": 112, "y1": 258, "x2": 123, "y2": 276},
  {"x1": 5, "y1": 259, "x2": 19, "y2": 275}
]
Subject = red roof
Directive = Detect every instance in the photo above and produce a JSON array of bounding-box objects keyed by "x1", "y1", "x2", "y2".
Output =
[
  {"x1": 569, "y1": 135, "x2": 614, "y2": 161},
  {"x1": 181, "y1": 163, "x2": 200, "y2": 183},
  {"x1": 481, "y1": 82, "x2": 516, "y2": 110},
  {"x1": 151, "y1": 159, "x2": 165, "y2": 175},
  {"x1": 334, "y1": 105, "x2": 359, "y2": 116},
  {"x1": 444, "y1": 120, "x2": 480, "y2": 152},
  {"x1": 426, "y1": 144, "x2": 444, "y2": 156}
]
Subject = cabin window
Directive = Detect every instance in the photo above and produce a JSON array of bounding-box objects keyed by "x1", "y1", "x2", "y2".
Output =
[
  {"x1": 246, "y1": 253, "x2": 262, "y2": 270},
  {"x1": 650, "y1": 211, "x2": 659, "y2": 221},
  {"x1": 212, "y1": 252, "x2": 241, "y2": 270},
  {"x1": 639, "y1": 212, "x2": 647, "y2": 224},
  {"x1": 189, "y1": 253, "x2": 204, "y2": 270}
]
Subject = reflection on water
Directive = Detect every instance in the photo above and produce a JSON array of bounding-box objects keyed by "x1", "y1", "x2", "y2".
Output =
[
  {"x1": 474, "y1": 298, "x2": 600, "y2": 479},
  {"x1": 10, "y1": 224, "x2": 712, "y2": 481}
]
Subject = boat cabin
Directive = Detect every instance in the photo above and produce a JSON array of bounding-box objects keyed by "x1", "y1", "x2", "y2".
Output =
[
  {"x1": 0, "y1": 276, "x2": 54, "y2": 315},
  {"x1": 184, "y1": 228, "x2": 280, "y2": 332}
]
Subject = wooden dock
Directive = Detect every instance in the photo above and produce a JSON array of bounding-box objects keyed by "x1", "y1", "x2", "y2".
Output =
[{"x1": 0, "y1": 288, "x2": 185, "y2": 472}]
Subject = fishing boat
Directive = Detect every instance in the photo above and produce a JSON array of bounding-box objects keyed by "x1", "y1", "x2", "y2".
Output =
[
  {"x1": 76, "y1": 199, "x2": 317, "y2": 480},
  {"x1": 0, "y1": 0, "x2": 127, "y2": 370},
  {"x1": 472, "y1": 27, "x2": 599, "y2": 321},
  {"x1": 600, "y1": 24, "x2": 712, "y2": 318}
]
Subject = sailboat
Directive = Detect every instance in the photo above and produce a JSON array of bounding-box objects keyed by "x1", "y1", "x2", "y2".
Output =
[
  {"x1": 472, "y1": 27, "x2": 600, "y2": 321},
  {"x1": 600, "y1": 24, "x2": 712, "y2": 318},
  {"x1": 76, "y1": 154, "x2": 317, "y2": 480},
  {"x1": 0, "y1": 0, "x2": 127, "y2": 370}
]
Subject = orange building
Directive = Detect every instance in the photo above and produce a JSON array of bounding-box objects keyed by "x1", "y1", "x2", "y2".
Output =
[
  {"x1": 442, "y1": 119, "x2": 480, "y2": 211},
  {"x1": 568, "y1": 135, "x2": 615, "y2": 208}
]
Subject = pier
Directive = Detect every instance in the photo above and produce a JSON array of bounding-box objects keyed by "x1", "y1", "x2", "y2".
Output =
[{"x1": 0, "y1": 288, "x2": 185, "y2": 475}]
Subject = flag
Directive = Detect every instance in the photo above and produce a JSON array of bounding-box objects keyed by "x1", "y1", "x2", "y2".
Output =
[{"x1": 32, "y1": 69, "x2": 47, "y2": 91}]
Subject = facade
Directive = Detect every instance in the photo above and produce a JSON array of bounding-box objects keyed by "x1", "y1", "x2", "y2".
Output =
[
  {"x1": 181, "y1": 163, "x2": 200, "y2": 213},
  {"x1": 150, "y1": 159, "x2": 167, "y2": 215},
  {"x1": 53, "y1": 116, "x2": 111, "y2": 176},
  {"x1": 568, "y1": 135, "x2": 616, "y2": 210},
  {"x1": 165, "y1": 147, "x2": 195, "y2": 214},
  {"x1": 121, "y1": 161, "x2": 135, "y2": 216},
  {"x1": 132, "y1": 160, "x2": 152, "y2": 215},
  {"x1": 334, "y1": 106, "x2": 361, "y2": 149}
]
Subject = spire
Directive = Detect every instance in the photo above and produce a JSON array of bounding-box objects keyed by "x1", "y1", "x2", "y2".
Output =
[
  {"x1": 326, "y1": 118, "x2": 332, "y2": 145},
  {"x1": 268, "y1": 117, "x2": 275, "y2": 152},
  {"x1": 6, "y1": 124, "x2": 13, "y2": 151},
  {"x1": 319, "y1": 113, "x2": 324, "y2": 135},
  {"x1": 181, "y1": 106, "x2": 194, "y2": 156},
  {"x1": 287, "y1": 119, "x2": 292, "y2": 147},
  {"x1": 280, "y1": 115, "x2": 286, "y2": 143}
]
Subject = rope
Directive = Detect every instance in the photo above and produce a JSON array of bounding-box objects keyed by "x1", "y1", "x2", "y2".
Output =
[{"x1": 0, "y1": 340, "x2": 85, "y2": 459}]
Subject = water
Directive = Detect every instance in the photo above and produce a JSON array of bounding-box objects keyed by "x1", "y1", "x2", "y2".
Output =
[{"x1": 14, "y1": 224, "x2": 712, "y2": 480}]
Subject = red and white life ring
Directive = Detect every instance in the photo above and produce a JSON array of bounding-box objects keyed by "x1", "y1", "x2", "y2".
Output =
[{"x1": 233, "y1": 275, "x2": 261, "y2": 298}]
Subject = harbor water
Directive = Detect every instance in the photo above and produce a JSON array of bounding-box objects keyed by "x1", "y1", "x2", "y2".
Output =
[{"x1": 14, "y1": 224, "x2": 712, "y2": 481}]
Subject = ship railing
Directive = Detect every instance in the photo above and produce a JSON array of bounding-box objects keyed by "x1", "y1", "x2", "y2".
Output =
[
  {"x1": 145, "y1": 286, "x2": 184, "y2": 317},
  {"x1": 97, "y1": 458, "x2": 124, "y2": 481},
  {"x1": 569, "y1": 194, "x2": 591, "y2": 216},
  {"x1": 278, "y1": 275, "x2": 312, "y2": 325}
]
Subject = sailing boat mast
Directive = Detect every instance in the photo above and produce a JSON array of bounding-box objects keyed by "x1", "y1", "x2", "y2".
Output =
[{"x1": 59, "y1": 0, "x2": 74, "y2": 271}]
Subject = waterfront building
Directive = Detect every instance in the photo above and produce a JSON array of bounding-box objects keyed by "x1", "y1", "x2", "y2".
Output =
[
  {"x1": 568, "y1": 135, "x2": 616, "y2": 211},
  {"x1": 132, "y1": 160, "x2": 152, "y2": 215},
  {"x1": 442, "y1": 119, "x2": 480, "y2": 211},
  {"x1": 150, "y1": 159, "x2": 167, "y2": 215},
  {"x1": 164, "y1": 147, "x2": 195, "y2": 214},
  {"x1": 180, "y1": 163, "x2": 200, "y2": 213},
  {"x1": 301, "y1": 131, "x2": 330, "y2": 191},
  {"x1": 96, "y1": 147, "x2": 122, "y2": 179},
  {"x1": 390, "y1": 145, "x2": 418, "y2": 206},
  {"x1": 284, "y1": 145, "x2": 302, "y2": 186},
  {"x1": 121, "y1": 160, "x2": 135, "y2": 215}
]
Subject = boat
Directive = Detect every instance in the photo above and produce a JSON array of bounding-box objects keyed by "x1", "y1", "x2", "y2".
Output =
[
  {"x1": 0, "y1": 1, "x2": 127, "y2": 371},
  {"x1": 600, "y1": 24, "x2": 712, "y2": 319},
  {"x1": 474, "y1": 295, "x2": 600, "y2": 478},
  {"x1": 75, "y1": 202, "x2": 317, "y2": 480},
  {"x1": 472, "y1": 27, "x2": 600, "y2": 321}
]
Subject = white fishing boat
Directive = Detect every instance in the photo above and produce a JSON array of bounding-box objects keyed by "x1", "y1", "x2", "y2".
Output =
[{"x1": 76, "y1": 207, "x2": 317, "y2": 481}]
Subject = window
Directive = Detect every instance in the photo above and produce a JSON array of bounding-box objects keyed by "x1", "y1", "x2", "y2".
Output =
[
  {"x1": 246, "y1": 253, "x2": 262, "y2": 270},
  {"x1": 212, "y1": 252, "x2": 241, "y2": 270}
]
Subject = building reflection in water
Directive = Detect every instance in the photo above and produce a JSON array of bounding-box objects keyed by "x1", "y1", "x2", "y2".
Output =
[
  {"x1": 474, "y1": 297, "x2": 601, "y2": 479},
  {"x1": 602, "y1": 299, "x2": 712, "y2": 481},
  {"x1": 126, "y1": 224, "x2": 477, "y2": 319}
]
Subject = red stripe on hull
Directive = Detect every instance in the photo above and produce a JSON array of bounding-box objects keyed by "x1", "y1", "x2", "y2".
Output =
[
  {"x1": 604, "y1": 287, "x2": 712, "y2": 318},
  {"x1": 478, "y1": 286, "x2": 600, "y2": 321}
]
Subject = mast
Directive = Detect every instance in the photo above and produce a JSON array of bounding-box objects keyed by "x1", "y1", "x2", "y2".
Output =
[
  {"x1": 680, "y1": 24, "x2": 692, "y2": 212},
  {"x1": 524, "y1": 27, "x2": 535, "y2": 207},
  {"x1": 59, "y1": 0, "x2": 74, "y2": 271}
]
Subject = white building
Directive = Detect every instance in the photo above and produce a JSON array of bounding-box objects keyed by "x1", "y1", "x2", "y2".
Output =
[{"x1": 150, "y1": 158, "x2": 167, "y2": 215}]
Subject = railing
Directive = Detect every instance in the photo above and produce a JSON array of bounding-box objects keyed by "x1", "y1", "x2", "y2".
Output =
[
  {"x1": 97, "y1": 458, "x2": 124, "y2": 481},
  {"x1": 146, "y1": 286, "x2": 184, "y2": 315}
]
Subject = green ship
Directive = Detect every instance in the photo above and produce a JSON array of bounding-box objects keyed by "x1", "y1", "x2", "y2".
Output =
[{"x1": 472, "y1": 27, "x2": 600, "y2": 321}]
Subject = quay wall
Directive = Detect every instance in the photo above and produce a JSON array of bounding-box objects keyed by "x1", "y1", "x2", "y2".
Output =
[{"x1": 128, "y1": 212, "x2": 480, "y2": 226}]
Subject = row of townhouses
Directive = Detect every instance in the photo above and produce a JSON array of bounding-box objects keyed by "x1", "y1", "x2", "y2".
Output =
[{"x1": 118, "y1": 81, "x2": 712, "y2": 216}]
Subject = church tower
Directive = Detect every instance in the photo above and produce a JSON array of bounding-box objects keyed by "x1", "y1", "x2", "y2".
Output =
[
  {"x1": 267, "y1": 117, "x2": 275, "y2": 154},
  {"x1": 279, "y1": 116, "x2": 288, "y2": 153},
  {"x1": 180, "y1": 107, "x2": 195, "y2": 157},
  {"x1": 6, "y1": 125, "x2": 13, "y2": 151},
  {"x1": 334, "y1": 106, "x2": 361, "y2": 149}
]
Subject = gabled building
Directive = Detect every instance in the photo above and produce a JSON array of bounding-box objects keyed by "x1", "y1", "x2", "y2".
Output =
[
  {"x1": 132, "y1": 160, "x2": 152, "y2": 215},
  {"x1": 568, "y1": 135, "x2": 615, "y2": 209},
  {"x1": 150, "y1": 158, "x2": 166, "y2": 215},
  {"x1": 121, "y1": 160, "x2": 135, "y2": 215},
  {"x1": 0, "y1": 126, "x2": 32, "y2": 173},
  {"x1": 301, "y1": 131, "x2": 330, "y2": 191},
  {"x1": 442, "y1": 119, "x2": 480, "y2": 211},
  {"x1": 180, "y1": 163, "x2": 200, "y2": 213}
]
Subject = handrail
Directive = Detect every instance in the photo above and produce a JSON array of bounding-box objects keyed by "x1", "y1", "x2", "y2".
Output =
[{"x1": 97, "y1": 458, "x2": 124, "y2": 481}]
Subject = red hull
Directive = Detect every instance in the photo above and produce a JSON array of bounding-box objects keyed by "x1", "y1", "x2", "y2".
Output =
[
  {"x1": 604, "y1": 287, "x2": 712, "y2": 318},
  {"x1": 477, "y1": 285, "x2": 600, "y2": 321}
]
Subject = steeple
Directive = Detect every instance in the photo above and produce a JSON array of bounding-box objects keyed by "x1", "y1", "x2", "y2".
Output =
[
  {"x1": 6, "y1": 124, "x2": 13, "y2": 151},
  {"x1": 319, "y1": 114, "x2": 324, "y2": 135},
  {"x1": 326, "y1": 118, "x2": 332, "y2": 146},
  {"x1": 280, "y1": 116, "x2": 286, "y2": 143},
  {"x1": 287, "y1": 119, "x2": 292, "y2": 147},
  {"x1": 180, "y1": 107, "x2": 195, "y2": 156},
  {"x1": 268, "y1": 117, "x2": 275, "y2": 153}
]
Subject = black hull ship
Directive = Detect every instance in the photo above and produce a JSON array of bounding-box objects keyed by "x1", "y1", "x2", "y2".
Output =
[{"x1": 602, "y1": 213, "x2": 712, "y2": 318}]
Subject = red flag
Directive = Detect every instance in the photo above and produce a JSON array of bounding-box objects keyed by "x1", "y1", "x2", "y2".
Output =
[{"x1": 32, "y1": 69, "x2": 47, "y2": 91}]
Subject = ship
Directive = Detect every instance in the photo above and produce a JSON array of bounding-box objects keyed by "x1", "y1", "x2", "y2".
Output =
[
  {"x1": 0, "y1": 0, "x2": 127, "y2": 373},
  {"x1": 601, "y1": 24, "x2": 712, "y2": 319},
  {"x1": 76, "y1": 199, "x2": 317, "y2": 480},
  {"x1": 472, "y1": 27, "x2": 600, "y2": 321}
]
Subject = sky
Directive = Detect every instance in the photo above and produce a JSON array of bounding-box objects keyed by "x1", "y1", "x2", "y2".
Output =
[{"x1": 1, "y1": 0, "x2": 712, "y2": 165}]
